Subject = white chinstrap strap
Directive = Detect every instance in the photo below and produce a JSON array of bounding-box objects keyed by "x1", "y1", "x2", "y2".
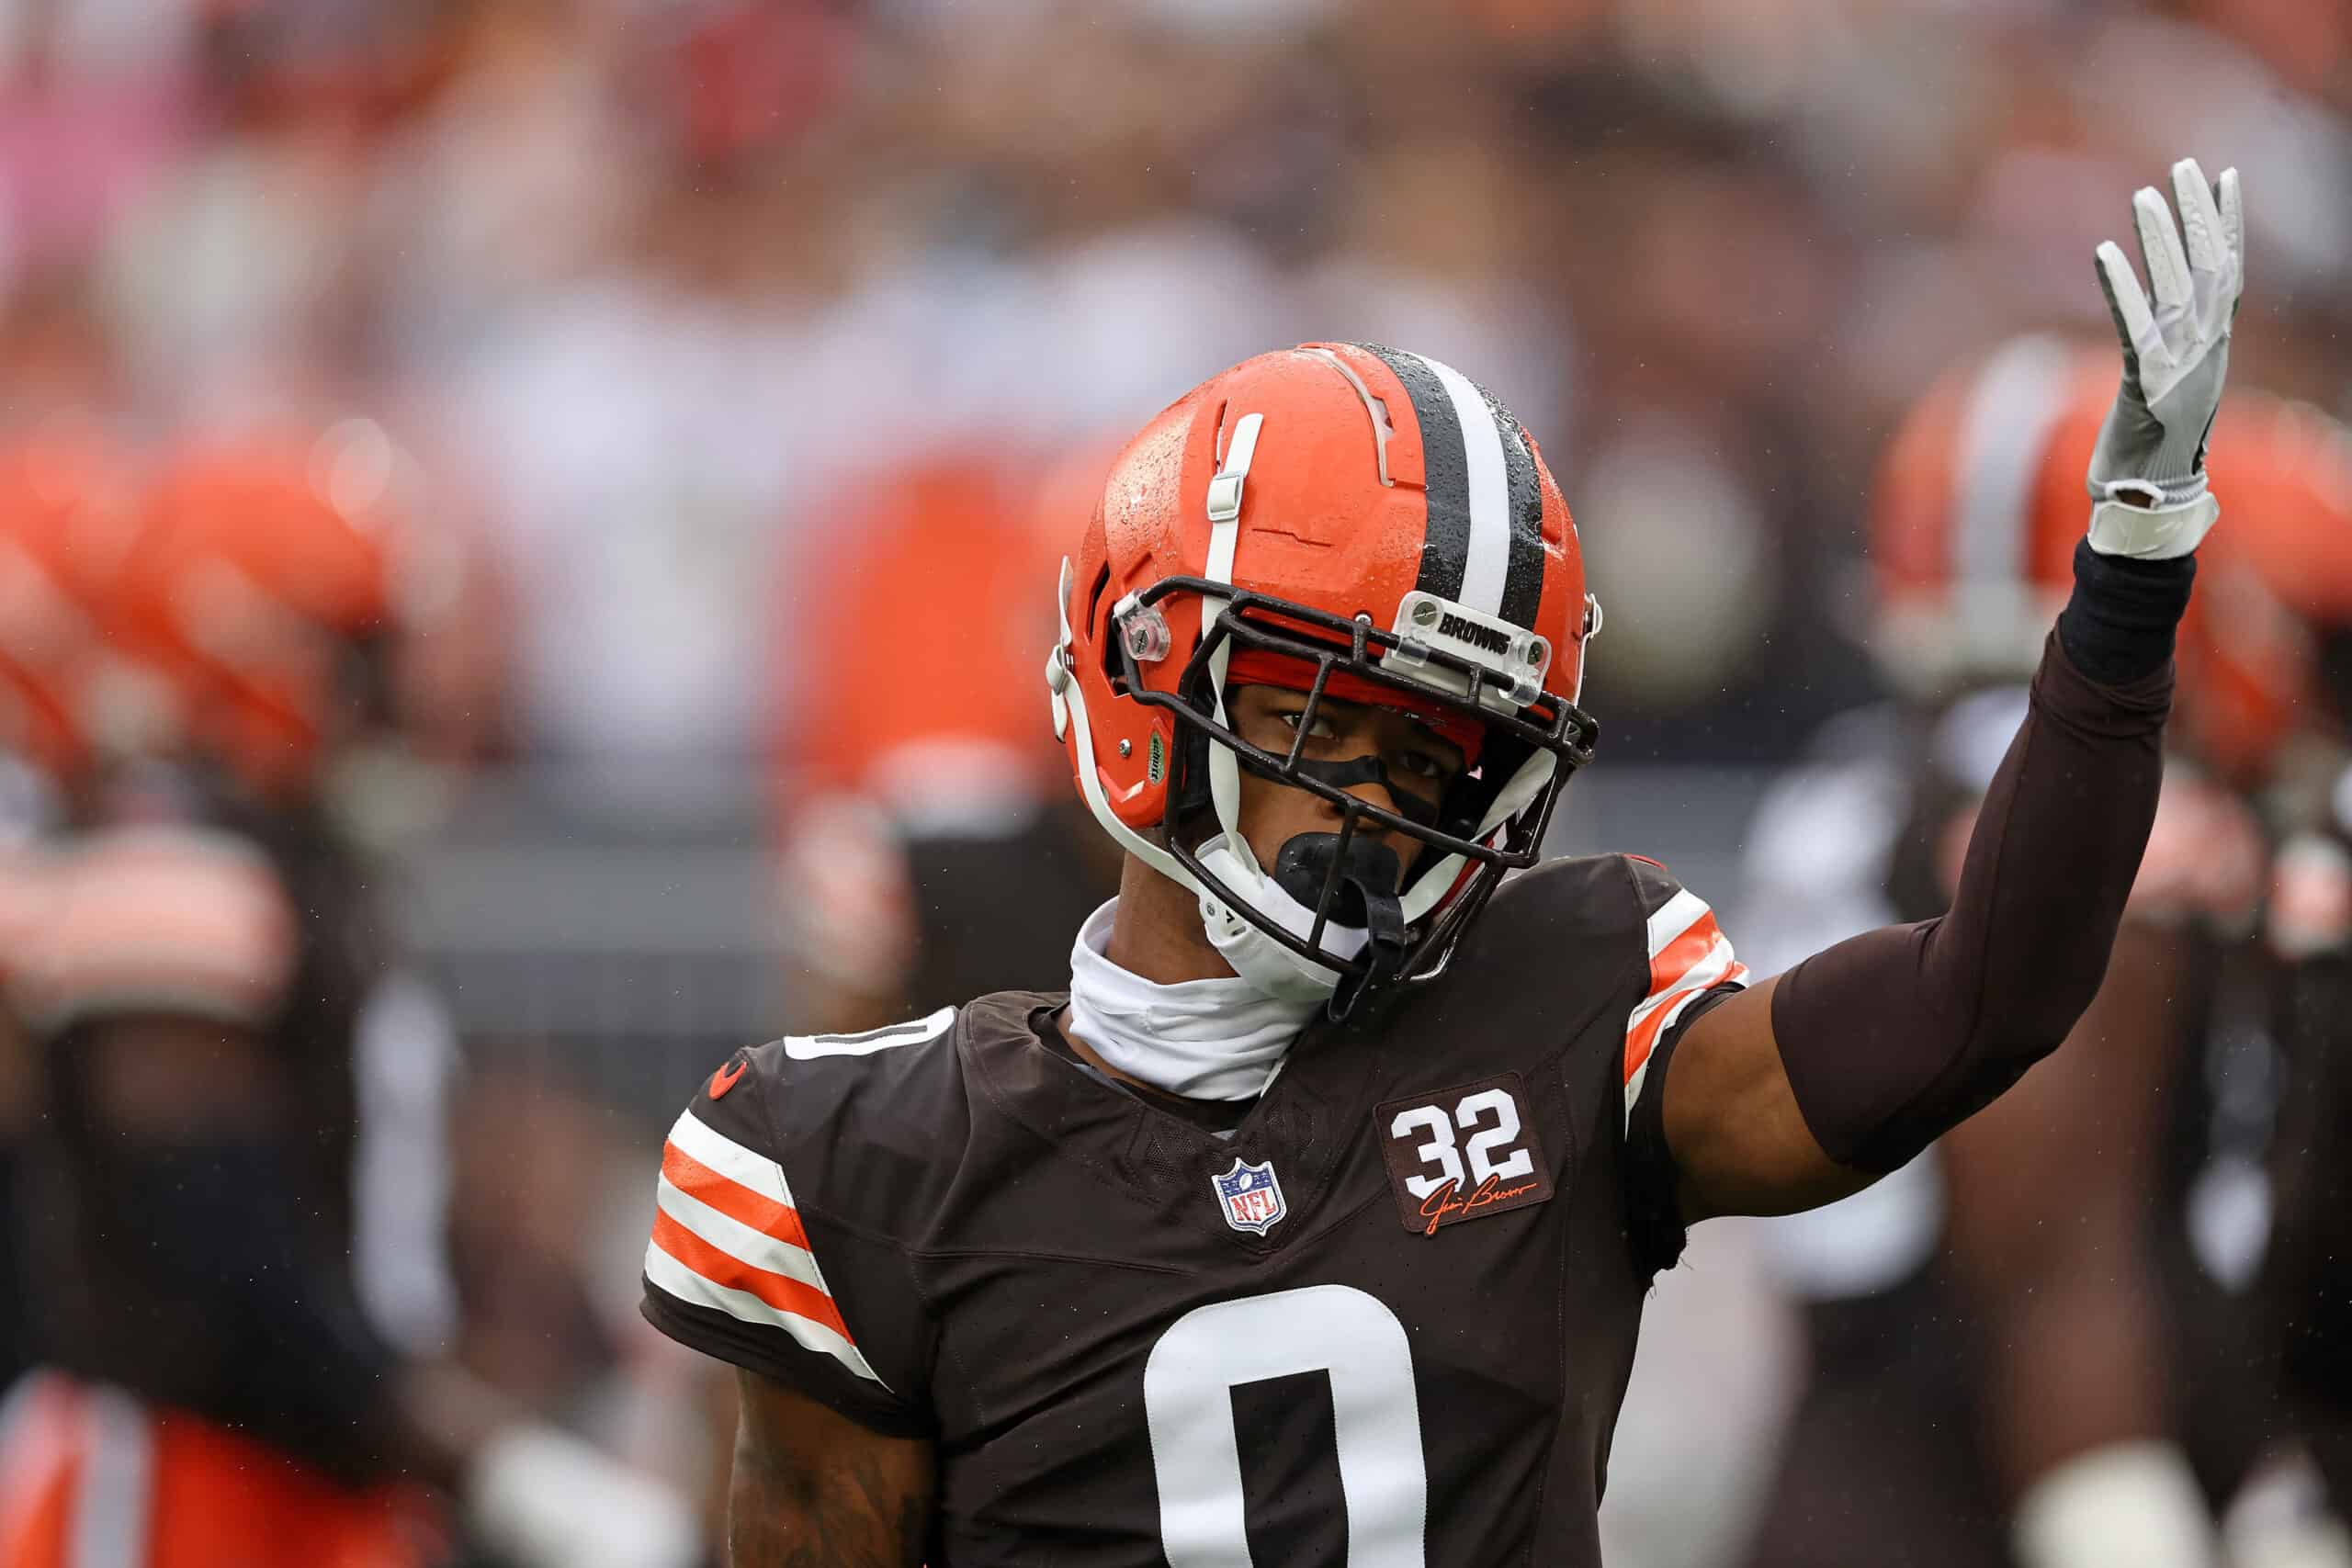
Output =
[
  {"x1": 1193, "y1": 840, "x2": 1371, "y2": 1003},
  {"x1": 1066, "y1": 899, "x2": 1317, "y2": 1100}
]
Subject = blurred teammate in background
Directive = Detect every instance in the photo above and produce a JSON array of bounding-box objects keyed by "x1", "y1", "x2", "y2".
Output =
[
  {"x1": 2232, "y1": 443, "x2": 2352, "y2": 1568},
  {"x1": 0, "y1": 425, "x2": 692, "y2": 1568},
  {"x1": 775, "y1": 445, "x2": 1124, "y2": 1033},
  {"x1": 0, "y1": 423, "x2": 127, "y2": 1411},
  {"x1": 0, "y1": 776, "x2": 445, "y2": 1565},
  {"x1": 1730, "y1": 338, "x2": 2346, "y2": 1568}
]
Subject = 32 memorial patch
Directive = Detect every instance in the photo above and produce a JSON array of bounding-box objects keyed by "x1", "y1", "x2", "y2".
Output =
[{"x1": 1375, "y1": 1073, "x2": 1554, "y2": 1235}]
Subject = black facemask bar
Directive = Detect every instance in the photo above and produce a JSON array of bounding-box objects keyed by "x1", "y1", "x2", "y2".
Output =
[{"x1": 1106, "y1": 574, "x2": 1600, "y2": 1013}]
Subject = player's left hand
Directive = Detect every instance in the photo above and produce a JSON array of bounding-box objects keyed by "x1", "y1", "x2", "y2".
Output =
[{"x1": 2086, "y1": 157, "x2": 2245, "y2": 559}]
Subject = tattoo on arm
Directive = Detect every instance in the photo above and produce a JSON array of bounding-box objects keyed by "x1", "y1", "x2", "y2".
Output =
[{"x1": 729, "y1": 1370, "x2": 933, "y2": 1567}]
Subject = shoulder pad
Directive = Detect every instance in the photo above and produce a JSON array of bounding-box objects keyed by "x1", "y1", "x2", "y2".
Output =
[
  {"x1": 1614, "y1": 854, "x2": 1747, "y2": 1122},
  {"x1": 640, "y1": 1007, "x2": 965, "y2": 1423}
]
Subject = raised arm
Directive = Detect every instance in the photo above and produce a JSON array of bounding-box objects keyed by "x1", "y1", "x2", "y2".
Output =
[
  {"x1": 1659, "y1": 159, "x2": 2243, "y2": 1224},
  {"x1": 729, "y1": 1369, "x2": 934, "y2": 1568}
]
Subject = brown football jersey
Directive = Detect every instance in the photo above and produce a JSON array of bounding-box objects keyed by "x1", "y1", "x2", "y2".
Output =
[{"x1": 642, "y1": 853, "x2": 1745, "y2": 1565}]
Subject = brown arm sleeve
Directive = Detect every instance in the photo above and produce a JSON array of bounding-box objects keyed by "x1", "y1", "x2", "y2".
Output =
[{"x1": 1769, "y1": 547, "x2": 2180, "y2": 1173}]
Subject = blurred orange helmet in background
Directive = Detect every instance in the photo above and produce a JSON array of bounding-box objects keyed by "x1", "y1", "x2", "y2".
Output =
[
  {"x1": 0, "y1": 423, "x2": 133, "y2": 780},
  {"x1": 2200, "y1": 397, "x2": 2352, "y2": 627},
  {"x1": 106, "y1": 420, "x2": 476, "y2": 799},
  {"x1": 784, "y1": 443, "x2": 1088, "y2": 817},
  {"x1": 1871, "y1": 334, "x2": 2350, "y2": 784}
]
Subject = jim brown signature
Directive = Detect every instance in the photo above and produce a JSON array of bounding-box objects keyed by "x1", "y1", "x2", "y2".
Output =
[{"x1": 1418, "y1": 1172, "x2": 1543, "y2": 1235}]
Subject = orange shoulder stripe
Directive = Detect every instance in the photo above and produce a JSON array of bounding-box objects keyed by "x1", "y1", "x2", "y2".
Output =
[
  {"x1": 661, "y1": 1141, "x2": 813, "y2": 1255},
  {"x1": 1623, "y1": 945, "x2": 1745, "y2": 1086},
  {"x1": 1645, "y1": 909, "x2": 1721, "y2": 998},
  {"x1": 649, "y1": 1211, "x2": 854, "y2": 1342}
]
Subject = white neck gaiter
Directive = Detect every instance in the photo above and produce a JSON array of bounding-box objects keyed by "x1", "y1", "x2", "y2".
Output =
[{"x1": 1064, "y1": 899, "x2": 1316, "y2": 1101}]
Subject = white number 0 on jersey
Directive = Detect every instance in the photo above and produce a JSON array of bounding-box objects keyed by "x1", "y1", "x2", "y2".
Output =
[{"x1": 1143, "y1": 1285, "x2": 1427, "y2": 1566}]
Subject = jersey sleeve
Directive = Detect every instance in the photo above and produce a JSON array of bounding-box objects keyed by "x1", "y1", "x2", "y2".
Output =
[
  {"x1": 1617, "y1": 856, "x2": 1750, "y2": 1276},
  {"x1": 639, "y1": 1043, "x2": 933, "y2": 1438}
]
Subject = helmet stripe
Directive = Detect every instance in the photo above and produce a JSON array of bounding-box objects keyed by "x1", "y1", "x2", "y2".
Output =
[
  {"x1": 1416, "y1": 354, "x2": 1515, "y2": 617},
  {"x1": 1951, "y1": 334, "x2": 2075, "y2": 596},
  {"x1": 1356, "y1": 344, "x2": 1475, "y2": 604},
  {"x1": 1476, "y1": 382, "x2": 1547, "y2": 629},
  {"x1": 1354, "y1": 344, "x2": 1532, "y2": 625}
]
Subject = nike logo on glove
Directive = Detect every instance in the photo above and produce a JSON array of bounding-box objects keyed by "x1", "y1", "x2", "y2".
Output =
[{"x1": 709, "y1": 1058, "x2": 748, "y2": 1100}]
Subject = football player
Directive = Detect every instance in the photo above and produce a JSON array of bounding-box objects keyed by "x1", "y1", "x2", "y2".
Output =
[
  {"x1": 2228, "y1": 426, "x2": 2352, "y2": 1568},
  {"x1": 0, "y1": 423, "x2": 123, "y2": 1409},
  {"x1": 643, "y1": 162, "x2": 2246, "y2": 1565},
  {"x1": 0, "y1": 427, "x2": 692, "y2": 1568},
  {"x1": 1743, "y1": 389, "x2": 2330, "y2": 1568},
  {"x1": 2247, "y1": 807, "x2": 2352, "y2": 1568},
  {"x1": 1728, "y1": 355, "x2": 2346, "y2": 1568},
  {"x1": 774, "y1": 442, "x2": 1125, "y2": 1033}
]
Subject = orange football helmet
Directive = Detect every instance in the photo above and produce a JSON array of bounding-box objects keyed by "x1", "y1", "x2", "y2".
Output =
[
  {"x1": 1872, "y1": 333, "x2": 2345, "y2": 783},
  {"x1": 776, "y1": 441, "x2": 1103, "y2": 1005},
  {"x1": 788, "y1": 444, "x2": 1087, "y2": 811},
  {"x1": 104, "y1": 422, "x2": 462, "y2": 798},
  {"x1": 0, "y1": 424, "x2": 131, "y2": 779},
  {"x1": 1048, "y1": 344, "x2": 1598, "y2": 1008}
]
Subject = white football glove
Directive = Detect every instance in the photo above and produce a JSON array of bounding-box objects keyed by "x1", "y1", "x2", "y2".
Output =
[{"x1": 2086, "y1": 157, "x2": 2245, "y2": 559}]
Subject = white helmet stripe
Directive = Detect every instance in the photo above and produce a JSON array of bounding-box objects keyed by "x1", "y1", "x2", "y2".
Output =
[
  {"x1": 1412, "y1": 352, "x2": 1515, "y2": 619},
  {"x1": 1204, "y1": 412, "x2": 1262, "y2": 871},
  {"x1": 1952, "y1": 334, "x2": 2075, "y2": 592}
]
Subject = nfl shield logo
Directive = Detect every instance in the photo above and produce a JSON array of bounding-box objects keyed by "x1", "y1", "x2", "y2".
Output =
[{"x1": 1211, "y1": 1156, "x2": 1286, "y2": 1235}]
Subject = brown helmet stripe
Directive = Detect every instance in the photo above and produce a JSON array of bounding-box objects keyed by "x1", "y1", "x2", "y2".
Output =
[
  {"x1": 1355, "y1": 344, "x2": 1546, "y2": 629},
  {"x1": 1355, "y1": 344, "x2": 1474, "y2": 604},
  {"x1": 1477, "y1": 381, "x2": 1546, "y2": 629}
]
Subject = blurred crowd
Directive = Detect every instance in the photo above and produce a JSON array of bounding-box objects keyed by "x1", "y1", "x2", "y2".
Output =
[
  {"x1": 0, "y1": 0, "x2": 2348, "y2": 1562},
  {"x1": 5, "y1": 0, "x2": 2348, "y2": 779}
]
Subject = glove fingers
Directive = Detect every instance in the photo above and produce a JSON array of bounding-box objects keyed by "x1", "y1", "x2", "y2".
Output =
[
  {"x1": 2133, "y1": 185, "x2": 2194, "y2": 318},
  {"x1": 2171, "y1": 158, "x2": 2225, "y2": 280},
  {"x1": 2097, "y1": 240, "x2": 2162, "y2": 374}
]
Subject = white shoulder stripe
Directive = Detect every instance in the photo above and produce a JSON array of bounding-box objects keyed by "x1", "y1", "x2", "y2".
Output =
[
  {"x1": 0, "y1": 1373, "x2": 42, "y2": 1459},
  {"x1": 644, "y1": 1243, "x2": 883, "y2": 1384},
  {"x1": 1629, "y1": 935, "x2": 1741, "y2": 1029},
  {"x1": 783, "y1": 1006, "x2": 956, "y2": 1060},
  {"x1": 70, "y1": 1387, "x2": 152, "y2": 1568},
  {"x1": 0, "y1": 1375, "x2": 75, "y2": 1546},
  {"x1": 1954, "y1": 334, "x2": 2075, "y2": 590},
  {"x1": 1623, "y1": 973, "x2": 1747, "y2": 1124},
  {"x1": 1417, "y1": 353, "x2": 1512, "y2": 619},
  {"x1": 655, "y1": 1176, "x2": 827, "y2": 1293},
  {"x1": 1645, "y1": 887, "x2": 1714, "y2": 957},
  {"x1": 665, "y1": 1108, "x2": 793, "y2": 1209}
]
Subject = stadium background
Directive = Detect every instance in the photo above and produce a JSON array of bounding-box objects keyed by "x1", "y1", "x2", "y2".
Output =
[{"x1": 2, "y1": 0, "x2": 2348, "y2": 1561}]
